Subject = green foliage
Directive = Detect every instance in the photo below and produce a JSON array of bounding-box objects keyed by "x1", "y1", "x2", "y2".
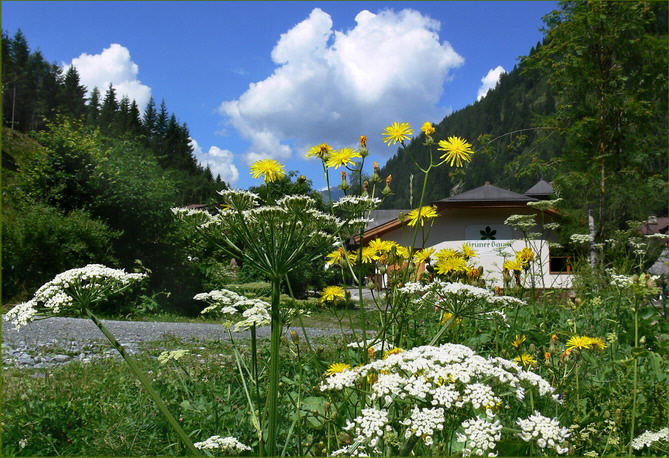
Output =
[
  {"x1": 1, "y1": 197, "x2": 119, "y2": 302},
  {"x1": 522, "y1": 1, "x2": 668, "y2": 237}
]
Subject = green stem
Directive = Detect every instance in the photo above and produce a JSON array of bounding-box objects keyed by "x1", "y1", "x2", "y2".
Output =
[
  {"x1": 629, "y1": 305, "x2": 639, "y2": 456},
  {"x1": 84, "y1": 308, "x2": 200, "y2": 456},
  {"x1": 266, "y1": 277, "x2": 283, "y2": 456}
]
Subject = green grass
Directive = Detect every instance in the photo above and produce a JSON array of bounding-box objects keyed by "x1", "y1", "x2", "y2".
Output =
[{"x1": 3, "y1": 335, "x2": 350, "y2": 456}]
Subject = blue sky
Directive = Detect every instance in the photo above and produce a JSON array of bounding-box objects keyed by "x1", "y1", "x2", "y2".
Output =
[{"x1": 3, "y1": 1, "x2": 557, "y2": 190}]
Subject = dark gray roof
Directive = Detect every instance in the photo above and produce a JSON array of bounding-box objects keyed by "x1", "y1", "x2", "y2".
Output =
[
  {"x1": 438, "y1": 182, "x2": 537, "y2": 203},
  {"x1": 525, "y1": 179, "x2": 554, "y2": 197},
  {"x1": 366, "y1": 209, "x2": 407, "y2": 230}
]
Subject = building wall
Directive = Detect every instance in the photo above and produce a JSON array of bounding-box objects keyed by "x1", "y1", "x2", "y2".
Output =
[{"x1": 377, "y1": 207, "x2": 572, "y2": 288}]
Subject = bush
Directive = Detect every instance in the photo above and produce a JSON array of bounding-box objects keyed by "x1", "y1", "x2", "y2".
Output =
[{"x1": 2, "y1": 197, "x2": 119, "y2": 302}]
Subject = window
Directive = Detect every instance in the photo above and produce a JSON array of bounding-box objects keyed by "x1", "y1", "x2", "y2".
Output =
[{"x1": 549, "y1": 256, "x2": 571, "y2": 274}]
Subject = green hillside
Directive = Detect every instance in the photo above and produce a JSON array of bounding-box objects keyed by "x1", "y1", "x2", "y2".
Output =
[{"x1": 381, "y1": 49, "x2": 560, "y2": 209}]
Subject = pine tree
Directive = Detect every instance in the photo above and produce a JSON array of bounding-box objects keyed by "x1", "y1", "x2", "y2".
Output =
[
  {"x1": 61, "y1": 66, "x2": 87, "y2": 119},
  {"x1": 142, "y1": 96, "x2": 157, "y2": 141},
  {"x1": 128, "y1": 100, "x2": 142, "y2": 135},
  {"x1": 99, "y1": 83, "x2": 118, "y2": 133},
  {"x1": 87, "y1": 87, "x2": 101, "y2": 125}
]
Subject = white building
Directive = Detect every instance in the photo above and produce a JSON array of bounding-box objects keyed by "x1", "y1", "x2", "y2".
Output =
[{"x1": 360, "y1": 181, "x2": 572, "y2": 288}]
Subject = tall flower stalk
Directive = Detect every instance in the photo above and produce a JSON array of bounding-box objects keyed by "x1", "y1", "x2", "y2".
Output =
[
  {"x1": 175, "y1": 189, "x2": 338, "y2": 456},
  {"x1": 5, "y1": 265, "x2": 201, "y2": 456}
]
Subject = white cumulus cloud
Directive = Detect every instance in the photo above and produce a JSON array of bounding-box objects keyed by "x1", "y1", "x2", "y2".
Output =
[
  {"x1": 191, "y1": 138, "x2": 240, "y2": 187},
  {"x1": 476, "y1": 65, "x2": 506, "y2": 101},
  {"x1": 220, "y1": 8, "x2": 464, "y2": 164},
  {"x1": 68, "y1": 43, "x2": 152, "y2": 108}
]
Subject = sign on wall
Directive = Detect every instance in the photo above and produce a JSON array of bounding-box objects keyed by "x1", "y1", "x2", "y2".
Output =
[{"x1": 464, "y1": 224, "x2": 512, "y2": 241}]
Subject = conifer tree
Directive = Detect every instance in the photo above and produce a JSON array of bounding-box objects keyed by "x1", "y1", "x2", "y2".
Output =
[
  {"x1": 100, "y1": 83, "x2": 118, "y2": 133},
  {"x1": 61, "y1": 66, "x2": 87, "y2": 119},
  {"x1": 87, "y1": 87, "x2": 101, "y2": 125}
]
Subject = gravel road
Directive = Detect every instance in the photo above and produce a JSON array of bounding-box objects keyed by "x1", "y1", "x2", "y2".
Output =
[{"x1": 2, "y1": 315, "x2": 345, "y2": 369}]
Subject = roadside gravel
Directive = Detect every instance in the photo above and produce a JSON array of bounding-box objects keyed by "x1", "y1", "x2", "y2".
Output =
[{"x1": 2, "y1": 315, "x2": 345, "y2": 369}]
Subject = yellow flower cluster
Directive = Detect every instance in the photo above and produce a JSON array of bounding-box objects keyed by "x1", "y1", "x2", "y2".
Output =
[
  {"x1": 504, "y1": 247, "x2": 536, "y2": 272},
  {"x1": 566, "y1": 335, "x2": 607, "y2": 352},
  {"x1": 434, "y1": 243, "x2": 479, "y2": 280}
]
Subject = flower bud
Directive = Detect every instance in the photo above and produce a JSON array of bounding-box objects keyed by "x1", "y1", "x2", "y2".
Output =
[
  {"x1": 297, "y1": 175, "x2": 306, "y2": 184},
  {"x1": 363, "y1": 180, "x2": 369, "y2": 195},
  {"x1": 359, "y1": 135, "x2": 367, "y2": 148},
  {"x1": 382, "y1": 182, "x2": 392, "y2": 197}
]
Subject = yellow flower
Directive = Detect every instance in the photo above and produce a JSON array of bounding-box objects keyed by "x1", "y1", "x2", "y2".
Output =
[
  {"x1": 369, "y1": 238, "x2": 392, "y2": 255},
  {"x1": 326, "y1": 147, "x2": 361, "y2": 169},
  {"x1": 512, "y1": 335, "x2": 527, "y2": 349},
  {"x1": 353, "y1": 246, "x2": 379, "y2": 264},
  {"x1": 307, "y1": 143, "x2": 334, "y2": 160},
  {"x1": 359, "y1": 135, "x2": 367, "y2": 148},
  {"x1": 587, "y1": 337, "x2": 607, "y2": 350},
  {"x1": 250, "y1": 159, "x2": 286, "y2": 183},
  {"x1": 504, "y1": 259, "x2": 522, "y2": 272},
  {"x1": 325, "y1": 362, "x2": 352, "y2": 375},
  {"x1": 320, "y1": 286, "x2": 346, "y2": 303},
  {"x1": 407, "y1": 205, "x2": 438, "y2": 227},
  {"x1": 326, "y1": 248, "x2": 349, "y2": 266},
  {"x1": 565, "y1": 336, "x2": 590, "y2": 352},
  {"x1": 436, "y1": 256, "x2": 467, "y2": 275},
  {"x1": 440, "y1": 312, "x2": 462, "y2": 326},
  {"x1": 421, "y1": 121, "x2": 436, "y2": 136},
  {"x1": 435, "y1": 248, "x2": 459, "y2": 263},
  {"x1": 382, "y1": 122, "x2": 413, "y2": 145},
  {"x1": 461, "y1": 243, "x2": 477, "y2": 259},
  {"x1": 438, "y1": 136, "x2": 474, "y2": 167},
  {"x1": 383, "y1": 347, "x2": 403, "y2": 359},
  {"x1": 413, "y1": 248, "x2": 436, "y2": 265},
  {"x1": 514, "y1": 354, "x2": 538, "y2": 368},
  {"x1": 517, "y1": 247, "x2": 535, "y2": 267},
  {"x1": 395, "y1": 246, "x2": 411, "y2": 259},
  {"x1": 567, "y1": 336, "x2": 607, "y2": 352}
]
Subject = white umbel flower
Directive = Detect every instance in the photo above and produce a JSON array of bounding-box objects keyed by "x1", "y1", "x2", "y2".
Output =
[
  {"x1": 516, "y1": 411, "x2": 570, "y2": 454},
  {"x1": 457, "y1": 416, "x2": 502, "y2": 456},
  {"x1": 632, "y1": 427, "x2": 668, "y2": 450},
  {"x1": 193, "y1": 435, "x2": 251, "y2": 453}
]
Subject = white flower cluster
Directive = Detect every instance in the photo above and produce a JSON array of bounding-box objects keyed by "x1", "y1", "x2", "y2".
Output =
[
  {"x1": 333, "y1": 195, "x2": 381, "y2": 214},
  {"x1": 516, "y1": 411, "x2": 570, "y2": 454},
  {"x1": 170, "y1": 207, "x2": 211, "y2": 218},
  {"x1": 233, "y1": 299, "x2": 271, "y2": 330},
  {"x1": 321, "y1": 343, "x2": 563, "y2": 454},
  {"x1": 527, "y1": 198, "x2": 562, "y2": 211},
  {"x1": 157, "y1": 349, "x2": 189, "y2": 365},
  {"x1": 646, "y1": 233, "x2": 669, "y2": 240},
  {"x1": 401, "y1": 407, "x2": 445, "y2": 446},
  {"x1": 456, "y1": 416, "x2": 502, "y2": 456},
  {"x1": 347, "y1": 339, "x2": 392, "y2": 353},
  {"x1": 397, "y1": 282, "x2": 430, "y2": 296},
  {"x1": 217, "y1": 189, "x2": 259, "y2": 211},
  {"x1": 569, "y1": 233, "x2": 591, "y2": 245},
  {"x1": 632, "y1": 427, "x2": 668, "y2": 450},
  {"x1": 344, "y1": 408, "x2": 391, "y2": 448},
  {"x1": 195, "y1": 289, "x2": 271, "y2": 329},
  {"x1": 193, "y1": 435, "x2": 252, "y2": 454},
  {"x1": 504, "y1": 214, "x2": 537, "y2": 231},
  {"x1": 5, "y1": 264, "x2": 146, "y2": 330},
  {"x1": 331, "y1": 443, "x2": 378, "y2": 457},
  {"x1": 610, "y1": 274, "x2": 633, "y2": 288},
  {"x1": 195, "y1": 289, "x2": 245, "y2": 315},
  {"x1": 277, "y1": 194, "x2": 316, "y2": 211}
]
